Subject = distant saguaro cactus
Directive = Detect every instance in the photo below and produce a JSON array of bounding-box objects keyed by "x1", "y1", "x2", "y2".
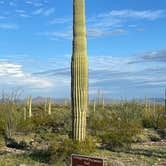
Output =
[
  {"x1": 44, "y1": 101, "x2": 47, "y2": 112},
  {"x1": 97, "y1": 90, "x2": 101, "y2": 105},
  {"x1": 71, "y1": 0, "x2": 88, "y2": 141},
  {"x1": 102, "y1": 94, "x2": 105, "y2": 109},
  {"x1": 48, "y1": 97, "x2": 52, "y2": 115},
  {"x1": 23, "y1": 107, "x2": 26, "y2": 120},
  {"x1": 153, "y1": 98, "x2": 156, "y2": 112},
  {"x1": 145, "y1": 97, "x2": 148, "y2": 111},
  {"x1": 93, "y1": 98, "x2": 96, "y2": 113},
  {"x1": 27, "y1": 96, "x2": 32, "y2": 118},
  {"x1": 165, "y1": 89, "x2": 166, "y2": 112},
  {"x1": 148, "y1": 100, "x2": 151, "y2": 112},
  {"x1": 64, "y1": 99, "x2": 67, "y2": 106}
]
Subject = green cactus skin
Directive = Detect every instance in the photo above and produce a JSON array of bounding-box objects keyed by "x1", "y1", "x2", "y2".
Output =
[
  {"x1": 71, "y1": 0, "x2": 88, "y2": 141},
  {"x1": 27, "y1": 96, "x2": 32, "y2": 118}
]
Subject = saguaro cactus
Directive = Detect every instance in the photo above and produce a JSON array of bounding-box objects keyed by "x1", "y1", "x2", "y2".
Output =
[
  {"x1": 153, "y1": 98, "x2": 156, "y2": 112},
  {"x1": 93, "y1": 98, "x2": 96, "y2": 113},
  {"x1": 97, "y1": 90, "x2": 101, "y2": 105},
  {"x1": 23, "y1": 107, "x2": 26, "y2": 120},
  {"x1": 27, "y1": 96, "x2": 32, "y2": 118},
  {"x1": 165, "y1": 89, "x2": 166, "y2": 113},
  {"x1": 64, "y1": 99, "x2": 67, "y2": 106},
  {"x1": 47, "y1": 97, "x2": 52, "y2": 115},
  {"x1": 145, "y1": 97, "x2": 148, "y2": 111},
  {"x1": 71, "y1": 0, "x2": 88, "y2": 141},
  {"x1": 102, "y1": 94, "x2": 105, "y2": 109}
]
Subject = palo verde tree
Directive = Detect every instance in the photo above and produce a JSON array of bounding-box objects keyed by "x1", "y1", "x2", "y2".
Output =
[{"x1": 71, "y1": 0, "x2": 88, "y2": 141}]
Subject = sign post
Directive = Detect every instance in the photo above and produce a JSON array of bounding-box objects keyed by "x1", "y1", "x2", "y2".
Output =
[{"x1": 71, "y1": 154, "x2": 104, "y2": 166}]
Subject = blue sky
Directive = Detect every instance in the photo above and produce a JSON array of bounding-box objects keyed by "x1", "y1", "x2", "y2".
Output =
[{"x1": 0, "y1": 0, "x2": 166, "y2": 99}]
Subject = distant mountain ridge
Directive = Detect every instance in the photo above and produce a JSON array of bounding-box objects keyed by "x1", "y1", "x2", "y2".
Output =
[{"x1": 1, "y1": 96, "x2": 164, "y2": 104}]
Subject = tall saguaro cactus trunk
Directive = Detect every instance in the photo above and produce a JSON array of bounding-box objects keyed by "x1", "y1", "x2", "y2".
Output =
[{"x1": 71, "y1": 0, "x2": 88, "y2": 142}]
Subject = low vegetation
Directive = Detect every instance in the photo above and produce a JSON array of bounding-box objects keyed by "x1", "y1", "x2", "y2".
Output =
[{"x1": 0, "y1": 94, "x2": 165, "y2": 165}]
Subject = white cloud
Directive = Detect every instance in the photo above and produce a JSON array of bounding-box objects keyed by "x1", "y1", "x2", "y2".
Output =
[
  {"x1": 37, "y1": 31, "x2": 72, "y2": 40},
  {"x1": 43, "y1": 9, "x2": 164, "y2": 40},
  {"x1": 43, "y1": 8, "x2": 55, "y2": 16},
  {"x1": 33, "y1": 8, "x2": 55, "y2": 16},
  {"x1": 98, "y1": 10, "x2": 165, "y2": 20},
  {"x1": 49, "y1": 18, "x2": 71, "y2": 24},
  {"x1": 25, "y1": 1, "x2": 45, "y2": 7},
  {"x1": 0, "y1": 23, "x2": 19, "y2": 29},
  {"x1": 2, "y1": 48, "x2": 165, "y2": 98},
  {"x1": 0, "y1": 61, "x2": 53, "y2": 89},
  {"x1": 33, "y1": 8, "x2": 44, "y2": 15}
]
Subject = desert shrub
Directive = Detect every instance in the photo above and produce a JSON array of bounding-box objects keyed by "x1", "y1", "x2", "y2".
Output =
[
  {"x1": 142, "y1": 104, "x2": 166, "y2": 130},
  {"x1": 18, "y1": 108, "x2": 72, "y2": 135},
  {"x1": 88, "y1": 104, "x2": 142, "y2": 150},
  {"x1": 49, "y1": 136, "x2": 96, "y2": 164},
  {"x1": 0, "y1": 135, "x2": 5, "y2": 147},
  {"x1": 101, "y1": 117, "x2": 142, "y2": 149},
  {"x1": 0, "y1": 93, "x2": 22, "y2": 140}
]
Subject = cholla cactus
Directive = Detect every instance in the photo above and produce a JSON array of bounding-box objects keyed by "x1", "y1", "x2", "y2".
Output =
[
  {"x1": 71, "y1": 0, "x2": 88, "y2": 141},
  {"x1": 27, "y1": 96, "x2": 32, "y2": 118}
]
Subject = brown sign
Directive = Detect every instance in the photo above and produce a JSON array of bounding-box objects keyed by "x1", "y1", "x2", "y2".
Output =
[{"x1": 72, "y1": 154, "x2": 104, "y2": 166}]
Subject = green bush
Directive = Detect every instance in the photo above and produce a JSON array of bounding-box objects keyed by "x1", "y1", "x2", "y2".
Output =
[
  {"x1": 88, "y1": 104, "x2": 142, "y2": 150},
  {"x1": 142, "y1": 104, "x2": 166, "y2": 130},
  {"x1": 49, "y1": 136, "x2": 96, "y2": 164}
]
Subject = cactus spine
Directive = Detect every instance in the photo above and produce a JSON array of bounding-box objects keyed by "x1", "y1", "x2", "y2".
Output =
[
  {"x1": 71, "y1": 0, "x2": 88, "y2": 141},
  {"x1": 27, "y1": 96, "x2": 32, "y2": 118}
]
